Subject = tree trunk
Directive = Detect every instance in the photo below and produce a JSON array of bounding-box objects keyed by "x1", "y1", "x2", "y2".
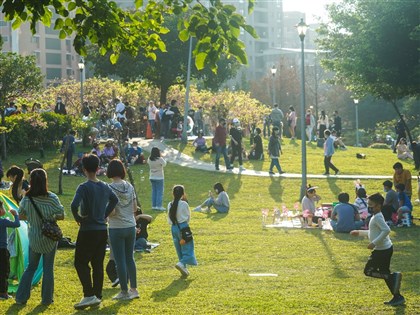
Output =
[
  {"x1": 159, "y1": 85, "x2": 169, "y2": 105},
  {"x1": 390, "y1": 100, "x2": 419, "y2": 169},
  {"x1": 1, "y1": 108, "x2": 6, "y2": 160}
]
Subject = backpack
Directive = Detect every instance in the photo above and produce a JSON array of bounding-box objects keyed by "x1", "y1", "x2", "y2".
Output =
[{"x1": 305, "y1": 114, "x2": 311, "y2": 126}]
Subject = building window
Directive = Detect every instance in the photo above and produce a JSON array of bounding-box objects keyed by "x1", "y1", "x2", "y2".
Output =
[
  {"x1": 66, "y1": 39, "x2": 72, "y2": 53},
  {"x1": 33, "y1": 51, "x2": 41, "y2": 64},
  {"x1": 0, "y1": 21, "x2": 9, "y2": 27},
  {"x1": 45, "y1": 26, "x2": 59, "y2": 35},
  {"x1": 1, "y1": 36, "x2": 8, "y2": 42},
  {"x1": 66, "y1": 68, "x2": 74, "y2": 77},
  {"x1": 46, "y1": 68, "x2": 62, "y2": 80},
  {"x1": 46, "y1": 53, "x2": 62, "y2": 65},
  {"x1": 45, "y1": 38, "x2": 61, "y2": 50}
]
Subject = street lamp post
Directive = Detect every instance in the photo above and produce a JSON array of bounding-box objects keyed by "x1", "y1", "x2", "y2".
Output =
[
  {"x1": 296, "y1": 18, "x2": 308, "y2": 200},
  {"x1": 354, "y1": 99, "x2": 359, "y2": 147},
  {"x1": 270, "y1": 65, "x2": 277, "y2": 105},
  {"x1": 78, "y1": 58, "x2": 85, "y2": 110},
  {"x1": 182, "y1": 37, "x2": 193, "y2": 143}
]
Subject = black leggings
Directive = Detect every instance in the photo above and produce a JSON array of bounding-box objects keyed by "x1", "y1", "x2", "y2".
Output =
[{"x1": 364, "y1": 246, "x2": 396, "y2": 295}]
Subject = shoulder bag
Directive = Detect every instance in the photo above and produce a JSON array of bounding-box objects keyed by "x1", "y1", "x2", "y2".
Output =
[
  {"x1": 177, "y1": 222, "x2": 193, "y2": 244},
  {"x1": 28, "y1": 196, "x2": 63, "y2": 242}
]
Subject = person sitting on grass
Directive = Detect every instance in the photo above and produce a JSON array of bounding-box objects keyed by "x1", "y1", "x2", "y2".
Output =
[
  {"x1": 396, "y1": 138, "x2": 413, "y2": 160},
  {"x1": 354, "y1": 187, "x2": 369, "y2": 220},
  {"x1": 102, "y1": 140, "x2": 117, "y2": 164},
  {"x1": 395, "y1": 183, "x2": 413, "y2": 227},
  {"x1": 134, "y1": 211, "x2": 153, "y2": 253},
  {"x1": 193, "y1": 182, "x2": 230, "y2": 213},
  {"x1": 350, "y1": 193, "x2": 405, "y2": 306},
  {"x1": 192, "y1": 131, "x2": 210, "y2": 153},
  {"x1": 331, "y1": 192, "x2": 364, "y2": 233},
  {"x1": 127, "y1": 141, "x2": 145, "y2": 165},
  {"x1": 301, "y1": 185, "x2": 322, "y2": 227}
]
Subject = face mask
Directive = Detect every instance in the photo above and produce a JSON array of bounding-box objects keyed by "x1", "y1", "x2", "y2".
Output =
[
  {"x1": 383, "y1": 188, "x2": 388, "y2": 192},
  {"x1": 215, "y1": 189, "x2": 219, "y2": 194}
]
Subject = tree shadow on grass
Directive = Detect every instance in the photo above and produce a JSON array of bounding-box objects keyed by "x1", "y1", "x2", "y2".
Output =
[
  {"x1": 151, "y1": 278, "x2": 193, "y2": 302},
  {"x1": 326, "y1": 177, "x2": 342, "y2": 198},
  {"x1": 309, "y1": 229, "x2": 350, "y2": 279},
  {"x1": 269, "y1": 176, "x2": 284, "y2": 203},
  {"x1": 6, "y1": 304, "x2": 48, "y2": 315}
]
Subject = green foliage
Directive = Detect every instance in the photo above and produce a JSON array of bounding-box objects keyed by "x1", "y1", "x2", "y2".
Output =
[
  {"x1": 4, "y1": 112, "x2": 80, "y2": 152},
  {"x1": 318, "y1": 0, "x2": 420, "y2": 101},
  {"x1": 88, "y1": 13, "x2": 240, "y2": 104},
  {"x1": 0, "y1": 0, "x2": 257, "y2": 71},
  {"x1": 0, "y1": 52, "x2": 43, "y2": 107}
]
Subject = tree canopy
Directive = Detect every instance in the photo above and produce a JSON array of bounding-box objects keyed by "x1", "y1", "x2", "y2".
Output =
[
  {"x1": 88, "y1": 13, "x2": 239, "y2": 104},
  {"x1": 0, "y1": 0, "x2": 257, "y2": 71},
  {"x1": 317, "y1": 0, "x2": 420, "y2": 101}
]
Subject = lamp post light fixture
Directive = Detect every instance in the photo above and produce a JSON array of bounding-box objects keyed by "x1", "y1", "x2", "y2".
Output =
[
  {"x1": 354, "y1": 99, "x2": 359, "y2": 147},
  {"x1": 296, "y1": 18, "x2": 308, "y2": 199},
  {"x1": 78, "y1": 58, "x2": 85, "y2": 110},
  {"x1": 270, "y1": 65, "x2": 277, "y2": 105}
]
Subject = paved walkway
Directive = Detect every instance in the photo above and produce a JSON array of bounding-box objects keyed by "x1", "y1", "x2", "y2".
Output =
[{"x1": 136, "y1": 138, "x2": 393, "y2": 180}]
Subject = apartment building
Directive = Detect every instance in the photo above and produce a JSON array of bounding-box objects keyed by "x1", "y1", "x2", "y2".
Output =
[{"x1": 0, "y1": 12, "x2": 81, "y2": 85}]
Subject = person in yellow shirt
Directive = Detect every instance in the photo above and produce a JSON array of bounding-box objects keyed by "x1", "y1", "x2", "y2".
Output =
[{"x1": 392, "y1": 162, "x2": 412, "y2": 199}]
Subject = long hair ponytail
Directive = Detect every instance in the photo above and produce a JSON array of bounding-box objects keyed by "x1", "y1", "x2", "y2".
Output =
[
  {"x1": 6, "y1": 166, "x2": 24, "y2": 203},
  {"x1": 169, "y1": 185, "x2": 184, "y2": 224}
]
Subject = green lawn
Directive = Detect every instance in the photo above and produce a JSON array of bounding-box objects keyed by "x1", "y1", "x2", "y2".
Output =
[{"x1": 1, "y1": 142, "x2": 419, "y2": 314}]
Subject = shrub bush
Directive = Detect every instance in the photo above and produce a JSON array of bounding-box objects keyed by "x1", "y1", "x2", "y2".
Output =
[{"x1": 4, "y1": 112, "x2": 83, "y2": 153}]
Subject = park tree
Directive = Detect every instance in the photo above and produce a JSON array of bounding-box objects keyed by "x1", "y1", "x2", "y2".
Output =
[
  {"x1": 88, "y1": 14, "x2": 240, "y2": 104},
  {"x1": 317, "y1": 0, "x2": 420, "y2": 148},
  {"x1": 0, "y1": 53, "x2": 43, "y2": 159},
  {"x1": 0, "y1": 0, "x2": 257, "y2": 71}
]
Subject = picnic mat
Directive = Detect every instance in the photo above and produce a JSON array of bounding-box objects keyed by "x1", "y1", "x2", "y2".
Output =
[{"x1": 264, "y1": 219, "x2": 333, "y2": 230}]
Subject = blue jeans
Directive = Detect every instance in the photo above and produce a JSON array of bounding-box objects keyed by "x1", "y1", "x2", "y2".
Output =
[
  {"x1": 269, "y1": 158, "x2": 283, "y2": 173},
  {"x1": 16, "y1": 246, "x2": 57, "y2": 304},
  {"x1": 203, "y1": 197, "x2": 229, "y2": 213},
  {"x1": 109, "y1": 227, "x2": 137, "y2": 291},
  {"x1": 150, "y1": 179, "x2": 164, "y2": 208},
  {"x1": 171, "y1": 222, "x2": 197, "y2": 267},
  {"x1": 331, "y1": 220, "x2": 364, "y2": 232},
  {"x1": 134, "y1": 238, "x2": 148, "y2": 251},
  {"x1": 149, "y1": 120, "x2": 156, "y2": 133},
  {"x1": 215, "y1": 145, "x2": 231, "y2": 170}
]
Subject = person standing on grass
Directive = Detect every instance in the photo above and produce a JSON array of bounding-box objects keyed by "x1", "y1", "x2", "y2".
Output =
[
  {"x1": 71, "y1": 154, "x2": 118, "y2": 310},
  {"x1": 0, "y1": 202, "x2": 20, "y2": 300},
  {"x1": 193, "y1": 182, "x2": 230, "y2": 213},
  {"x1": 106, "y1": 160, "x2": 139, "y2": 301},
  {"x1": 6, "y1": 166, "x2": 30, "y2": 204},
  {"x1": 268, "y1": 127, "x2": 285, "y2": 175},
  {"x1": 286, "y1": 106, "x2": 297, "y2": 140},
  {"x1": 148, "y1": 147, "x2": 167, "y2": 211},
  {"x1": 15, "y1": 169, "x2": 64, "y2": 306},
  {"x1": 213, "y1": 118, "x2": 232, "y2": 171},
  {"x1": 270, "y1": 104, "x2": 284, "y2": 138},
  {"x1": 61, "y1": 130, "x2": 76, "y2": 174},
  {"x1": 323, "y1": 129, "x2": 340, "y2": 176},
  {"x1": 350, "y1": 193, "x2": 405, "y2": 307},
  {"x1": 229, "y1": 118, "x2": 246, "y2": 171},
  {"x1": 168, "y1": 185, "x2": 197, "y2": 277}
]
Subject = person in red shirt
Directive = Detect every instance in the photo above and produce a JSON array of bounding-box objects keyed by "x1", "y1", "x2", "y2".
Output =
[{"x1": 213, "y1": 118, "x2": 232, "y2": 171}]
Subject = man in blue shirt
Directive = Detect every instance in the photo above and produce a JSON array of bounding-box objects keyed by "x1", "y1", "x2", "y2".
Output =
[
  {"x1": 395, "y1": 183, "x2": 413, "y2": 227},
  {"x1": 323, "y1": 129, "x2": 340, "y2": 175},
  {"x1": 331, "y1": 192, "x2": 364, "y2": 233}
]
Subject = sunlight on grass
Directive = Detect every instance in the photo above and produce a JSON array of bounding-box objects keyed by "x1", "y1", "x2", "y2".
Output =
[{"x1": 0, "y1": 145, "x2": 418, "y2": 314}]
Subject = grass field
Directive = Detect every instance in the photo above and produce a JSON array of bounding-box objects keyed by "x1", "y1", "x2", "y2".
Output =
[{"x1": 1, "y1": 140, "x2": 419, "y2": 315}]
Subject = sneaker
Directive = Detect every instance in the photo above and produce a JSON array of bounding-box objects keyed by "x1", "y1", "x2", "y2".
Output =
[
  {"x1": 157, "y1": 207, "x2": 166, "y2": 211},
  {"x1": 389, "y1": 295, "x2": 405, "y2": 306},
  {"x1": 129, "y1": 289, "x2": 140, "y2": 300},
  {"x1": 112, "y1": 291, "x2": 131, "y2": 300},
  {"x1": 279, "y1": 171, "x2": 285, "y2": 174},
  {"x1": 15, "y1": 300, "x2": 27, "y2": 305},
  {"x1": 384, "y1": 296, "x2": 397, "y2": 305},
  {"x1": 215, "y1": 167, "x2": 220, "y2": 171},
  {"x1": 392, "y1": 272, "x2": 402, "y2": 295},
  {"x1": 227, "y1": 166, "x2": 234, "y2": 170},
  {"x1": 193, "y1": 206, "x2": 202, "y2": 212},
  {"x1": 239, "y1": 166, "x2": 246, "y2": 171},
  {"x1": 111, "y1": 278, "x2": 120, "y2": 288},
  {"x1": 175, "y1": 262, "x2": 189, "y2": 277},
  {"x1": 0, "y1": 294, "x2": 12, "y2": 300},
  {"x1": 334, "y1": 171, "x2": 340, "y2": 175},
  {"x1": 323, "y1": 172, "x2": 330, "y2": 176},
  {"x1": 269, "y1": 171, "x2": 275, "y2": 175},
  {"x1": 74, "y1": 296, "x2": 101, "y2": 310}
]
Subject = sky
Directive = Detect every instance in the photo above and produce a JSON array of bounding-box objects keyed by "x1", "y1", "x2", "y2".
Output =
[{"x1": 282, "y1": 0, "x2": 338, "y2": 24}]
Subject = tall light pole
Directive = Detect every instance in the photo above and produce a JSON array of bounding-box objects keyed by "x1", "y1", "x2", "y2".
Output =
[
  {"x1": 78, "y1": 58, "x2": 85, "y2": 110},
  {"x1": 182, "y1": 37, "x2": 193, "y2": 143},
  {"x1": 354, "y1": 99, "x2": 359, "y2": 147},
  {"x1": 296, "y1": 18, "x2": 308, "y2": 200},
  {"x1": 270, "y1": 65, "x2": 277, "y2": 105}
]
